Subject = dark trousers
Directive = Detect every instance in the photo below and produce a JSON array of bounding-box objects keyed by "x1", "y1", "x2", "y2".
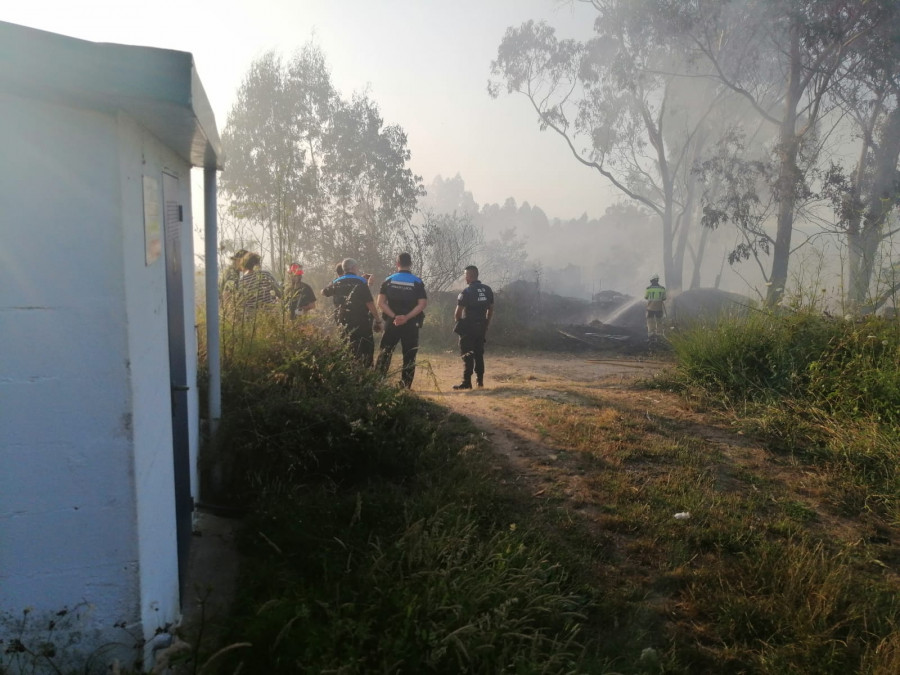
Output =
[
  {"x1": 344, "y1": 324, "x2": 374, "y2": 367},
  {"x1": 377, "y1": 321, "x2": 420, "y2": 387},
  {"x1": 459, "y1": 330, "x2": 485, "y2": 383}
]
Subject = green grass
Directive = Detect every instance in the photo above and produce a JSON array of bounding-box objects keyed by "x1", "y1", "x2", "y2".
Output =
[
  {"x1": 199, "y1": 312, "x2": 602, "y2": 674},
  {"x1": 185, "y1": 308, "x2": 900, "y2": 675}
]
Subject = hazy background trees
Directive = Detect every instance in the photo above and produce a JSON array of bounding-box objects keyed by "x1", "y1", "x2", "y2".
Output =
[
  {"x1": 220, "y1": 43, "x2": 424, "y2": 280},
  {"x1": 489, "y1": 0, "x2": 900, "y2": 311},
  {"x1": 216, "y1": 1, "x2": 899, "y2": 316}
]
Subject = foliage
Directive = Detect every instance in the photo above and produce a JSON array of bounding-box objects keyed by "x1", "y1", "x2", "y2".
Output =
[
  {"x1": 663, "y1": 0, "x2": 898, "y2": 306},
  {"x1": 400, "y1": 210, "x2": 483, "y2": 293},
  {"x1": 200, "y1": 315, "x2": 597, "y2": 673},
  {"x1": 523, "y1": 372, "x2": 899, "y2": 674},
  {"x1": 669, "y1": 310, "x2": 900, "y2": 523},
  {"x1": 488, "y1": 6, "x2": 724, "y2": 291},
  {"x1": 192, "y1": 306, "x2": 900, "y2": 674},
  {"x1": 204, "y1": 311, "x2": 417, "y2": 507},
  {"x1": 0, "y1": 603, "x2": 143, "y2": 675},
  {"x1": 670, "y1": 312, "x2": 900, "y2": 422},
  {"x1": 220, "y1": 44, "x2": 424, "y2": 277}
]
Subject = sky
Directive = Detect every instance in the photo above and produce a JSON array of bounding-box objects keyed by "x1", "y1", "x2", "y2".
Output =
[{"x1": 5, "y1": 0, "x2": 617, "y2": 221}]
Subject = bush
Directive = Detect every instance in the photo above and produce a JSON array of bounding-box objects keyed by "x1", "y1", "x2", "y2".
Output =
[
  {"x1": 199, "y1": 311, "x2": 595, "y2": 673},
  {"x1": 203, "y1": 311, "x2": 430, "y2": 507},
  {"x1": 669, "y1": 312, "x2": 899, "y2": 412}
]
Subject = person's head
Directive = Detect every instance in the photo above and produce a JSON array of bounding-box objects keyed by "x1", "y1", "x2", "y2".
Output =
[
  {"x1": 341, "y1": 258, "x2": 359, "y2": 276},
  {"x1": 464, "y1": 265, "x2": 479, "y2": 284},
  {"x1": 396, "y1": 252, "x2": 412, "y2": 269},
  {"x1": 242, "y1": 252, "x2": 261, "y2": 272},
  {"x1": 230, "y1": 248, "x2": 248, "y2": 270},
  {"x1": 650, "y1": 274, "x2": 660, "y2": 284},
  {"x1": 289, "y1": 262, "x2": 304, "y2": 277}
]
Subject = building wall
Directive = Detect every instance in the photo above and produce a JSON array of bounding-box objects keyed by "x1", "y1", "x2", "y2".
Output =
[
  {"x1": 0, "y1": 91, "x2": 197, "y2": 668},
  {"x1": 116, "y1": 112, "x2": 191, "y2": 651}
]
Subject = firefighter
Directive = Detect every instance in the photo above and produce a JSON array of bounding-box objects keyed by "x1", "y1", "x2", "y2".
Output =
[{"x1": 644, "y1": 274, "x2": 667, "y2": 340}]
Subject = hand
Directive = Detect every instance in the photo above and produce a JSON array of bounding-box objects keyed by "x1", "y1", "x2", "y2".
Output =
[
  {"x1": 374, "y1": 320, "x2": 384, "y2": 333},
  {"x1": 393, "y1": 314, "x2": 408, "y2": 326}
]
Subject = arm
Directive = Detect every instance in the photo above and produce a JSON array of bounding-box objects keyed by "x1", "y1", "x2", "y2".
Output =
[
  {"x1": 376, "y1": 293, "x2": 390, "y2": 317},
  {"x1": 394, "y1": 298, "x2": 427, "y2": 326},
  {"x1": 454, "y1": 304, "x2": 464, "y2": 322},
  {"x1": 484, "y1": 304, "x2": 494, "y2": 333},
  {"x1": 366, "y1": 300, "x2": 384, "y2": 331}
]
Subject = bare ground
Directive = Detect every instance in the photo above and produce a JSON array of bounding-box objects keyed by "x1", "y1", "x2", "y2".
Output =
[{"x1": 410, "y1": 347, "x2": 870, "y2": 548}]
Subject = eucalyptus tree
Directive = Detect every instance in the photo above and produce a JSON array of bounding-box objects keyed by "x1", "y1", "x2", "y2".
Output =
[
  {"x1": 489, "y1": 1, "x2": 726, "y2": 291},
  {"x1": 221, "y1": 47, "x2": 334, "y2": 275},
  {"x1": 321, "y1": 92, "x2": 425, "y2": 274},
  {"x1": 665, "y1": 0, "x2": 889, "y2": 305},
  {"x1": 220, "y1": 44, "x2": 423, "y2": 277},
  {"x1": 821, "y1": 2, "x2": 900, "y2": 312}
]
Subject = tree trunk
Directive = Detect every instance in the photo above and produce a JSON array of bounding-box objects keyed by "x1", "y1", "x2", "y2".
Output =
[
  {"x1": 851, "y1": 106, "x2": 900, "y2": 310},
  {"x1": 690, "y1": 216, "x2": 711, "y2": 290},
  {"x1": 766, "y1": 24, "x2": 803, "y2": 307},
  {"x1": 846, "y1": 136, "x2": 869, "y2": 312}
]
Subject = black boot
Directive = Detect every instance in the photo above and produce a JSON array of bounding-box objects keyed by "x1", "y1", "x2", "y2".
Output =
[
  {"x1": 476, "y1": 377, "x2": 483, "y2": 388},
  {"x1": 452, "y1": 380, "x2": 472, "y2": 390}
]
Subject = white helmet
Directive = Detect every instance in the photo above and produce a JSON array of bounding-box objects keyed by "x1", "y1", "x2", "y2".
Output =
[{"x1": 650, "y1": 274, "x2": 660, "y2": 282}]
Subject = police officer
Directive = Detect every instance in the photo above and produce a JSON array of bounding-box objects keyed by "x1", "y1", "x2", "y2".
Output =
[
  {"x1": 644, "y1": 273, "x2": 667, "y2": 339},
  {"x1": 453, "y1": 265, "x2": 494, "y2": 390},
  {"x1": 332, "y1": 258, "x2": 382, "y2": 366},
  {"x1": 375, "y1": 252, "x2": 428, "y2": 388}
]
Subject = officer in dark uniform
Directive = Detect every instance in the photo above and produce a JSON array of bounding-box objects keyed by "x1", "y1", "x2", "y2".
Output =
[
  {"x1": 453, "y1": 265, "x2": 494, "y2": 390},
  {"x1": 332, "y1": 258, "x2": 382, "y2": 366},
  {"x1": 376, "y1": 252, "x2": 428, "y2": 388}
]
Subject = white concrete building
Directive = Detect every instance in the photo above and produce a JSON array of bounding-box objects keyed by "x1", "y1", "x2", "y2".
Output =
[{"x1": 0, "y1": 22, "x2": 222, "y2": 672}]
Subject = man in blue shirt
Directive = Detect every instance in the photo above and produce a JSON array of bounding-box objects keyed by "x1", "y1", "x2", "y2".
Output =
[
  {"x1": 376, "y1": 252, "x2": 428, "y2": 388},
  {"x1": 332, "y1": 258, "x2": 382, "y2": 366},
  {"x1": 453, "y1": 265, "x2": 494, "y2": 390}
]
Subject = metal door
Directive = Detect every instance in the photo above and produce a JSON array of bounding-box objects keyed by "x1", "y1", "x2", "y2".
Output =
[{"x1": 162, "y1": 171, "x2": 192, "y2": 598}]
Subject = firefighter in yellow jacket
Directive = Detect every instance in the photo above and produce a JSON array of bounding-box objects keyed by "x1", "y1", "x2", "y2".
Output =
[{"x1": 644, "y1": 274, "x2": 667, "y2": 339}]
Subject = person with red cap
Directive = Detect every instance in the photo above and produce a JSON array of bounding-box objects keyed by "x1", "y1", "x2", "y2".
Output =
[{"x1": 285, "y1": 261, "x2": 317, "y2": 318}]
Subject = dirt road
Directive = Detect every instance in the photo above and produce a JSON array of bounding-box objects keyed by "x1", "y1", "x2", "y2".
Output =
[
  {"x1": 410, "y1": 348, "x2": 683, "y2": 489},
  {"x1": 409, "y1": 347, "x2": 858, "y2": 544}
]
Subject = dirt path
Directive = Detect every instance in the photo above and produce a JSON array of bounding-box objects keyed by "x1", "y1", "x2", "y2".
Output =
[
  {"x1": 412, "y1": 348, "x2": 682, "y2": 492},
  {"x1": 409, "y1": 347, "x2": 860, "y2": 545}
]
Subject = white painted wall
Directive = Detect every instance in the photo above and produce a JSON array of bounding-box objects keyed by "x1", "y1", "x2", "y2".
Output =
[
  {"x1": 0, "y1": 91, "x2": 199, "y2": 669},
  {"x1": 117, "y1": 113, "x2": 189, "y2": 650}
]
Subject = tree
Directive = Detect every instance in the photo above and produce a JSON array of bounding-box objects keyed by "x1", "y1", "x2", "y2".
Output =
[
  {"x1": 320, "y1": 92, "x2": 425, "y2": 272},
  {"x1": 221, "y1": 47, "x2": 334, "y2": 275},
  {"x1": 489, "y1": 3, "x2": 726, "y2": 291},
  {"x1": 418, "y1": 174, "x2": 479, "y2": 217},
  {"x1": 400, "y1": 210, "x2": 483, "y2": 292},
  {"x1": 821, "y1": 2, "x2": 900, "y2": 311},
  {"x1": 482, "y1": 227, "x2": 532, "y2": 289},
  {"x1": 667, "y1": 0, "x2": 887, "y2": 305},
  {"x1": 220, "y1": 44, "x2": 423, "y2": 277}
]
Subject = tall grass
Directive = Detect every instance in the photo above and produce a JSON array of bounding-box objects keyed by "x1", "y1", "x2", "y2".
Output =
[
  {"x1": 668, "y1": 311, "x2": 900, "y2": 524},
  {"x1": 199, "y1": 311, "x2": 597, "y2": 674}
]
